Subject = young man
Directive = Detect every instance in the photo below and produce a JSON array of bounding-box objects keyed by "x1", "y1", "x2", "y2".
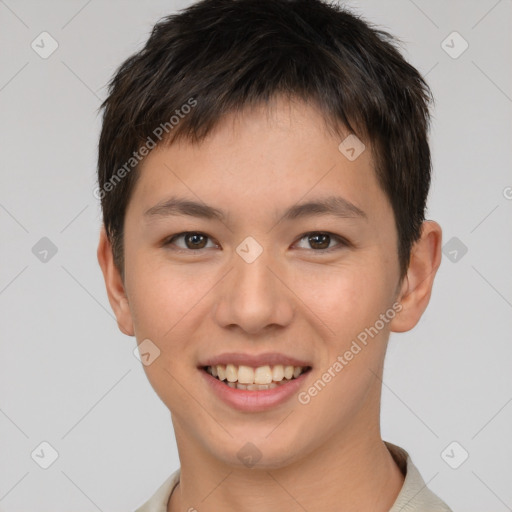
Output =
[{"x1": 96, "y1": 0, "x2": 451, "y2": 510}]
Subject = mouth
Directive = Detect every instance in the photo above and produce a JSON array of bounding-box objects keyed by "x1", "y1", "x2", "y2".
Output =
[{"x1": 202, "y1": 364, "x2": 312, "y2": 391}]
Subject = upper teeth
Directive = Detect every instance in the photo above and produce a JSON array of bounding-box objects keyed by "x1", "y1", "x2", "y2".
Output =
[{"x1": 207, "y1": 364, "x2": 305, "y2": 384}]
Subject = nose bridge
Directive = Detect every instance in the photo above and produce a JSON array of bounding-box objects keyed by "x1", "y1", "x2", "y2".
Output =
[{"x1": 214, "y1": 238, "x2": 294, "y2": 334}]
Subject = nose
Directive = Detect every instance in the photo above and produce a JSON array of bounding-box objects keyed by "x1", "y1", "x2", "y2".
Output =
[{"x1": 213, "y1": 247, "x2": 295, "y2": 336}]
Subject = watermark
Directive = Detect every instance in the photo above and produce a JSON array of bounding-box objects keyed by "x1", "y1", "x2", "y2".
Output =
[
  {"x1": 503, "y1": 186, "x2": 512, "y2": 200},
  {"x1": 31, "y1": 441, "x2": 59, "y2": 469},
  {"x1": 236, "y1": 236, "x2": 263, "y2": 263},
  {"x1": 441, "y1": 31, "x2": 469, "y2": 60},
  {"x1": 31, "y1": 31, "x2": 59, "y2": 59},
  {"x1": 297, "y1": 301, "x2": 402, "y2": 405},
  {"x1": 94, "y1": 97, "x2": 197, "y2": 200},
  {"x1": 442, "y1": 236, "x2": 468, "y2": 263},
  {"x1": 133, "y1": 338, "x2": 161, "y2": 366},
  {"x1": 338, "y1": 133, "x2": 365, "y2": 161},
  {"x1": 32, "y1": 236, "x2": 58, "y2": 263},
  {"x1": 441, "y1": 441, "x2": 469, "y2": 469},
  {"x1": 237, "y1": 441, "x2": 263, "y2": 468}
]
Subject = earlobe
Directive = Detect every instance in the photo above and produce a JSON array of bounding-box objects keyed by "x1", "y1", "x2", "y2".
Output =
[
  {"x1": 97, "y1": 226, "x2": 134, "y2": 336},
  {"x1": 390, "y1": 221, "x2": 442, "y2": 333}
]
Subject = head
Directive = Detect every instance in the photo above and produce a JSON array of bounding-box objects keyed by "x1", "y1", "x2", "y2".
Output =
[{"x1": 97, "y1": 0, "x2": 441, "y2": 470}]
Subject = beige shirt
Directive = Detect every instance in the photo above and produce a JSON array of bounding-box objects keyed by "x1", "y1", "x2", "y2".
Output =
[{"x1": 134, "y1": 441, "x2": 453, "y2": 512}]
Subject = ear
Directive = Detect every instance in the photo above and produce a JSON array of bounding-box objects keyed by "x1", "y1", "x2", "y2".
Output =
[
  {"x1": 97, "y1": 225, "x2": 134, "y2": 336},
  {"x1": 390, "y1": 220, "x2": 442, "y2": 333}
]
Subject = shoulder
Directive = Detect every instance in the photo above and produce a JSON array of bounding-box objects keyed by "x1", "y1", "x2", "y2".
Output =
[
  {"x1": 385, "y1": 442, "x2": 453, "y2": 512},
  {"x1": 134, "y1": 468, "x2": 180, "y2": 512}
]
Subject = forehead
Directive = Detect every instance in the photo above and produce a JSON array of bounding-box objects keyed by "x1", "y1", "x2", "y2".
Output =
[{"x1": 127, "y1": 97, "x2": 389, "y2": 226}]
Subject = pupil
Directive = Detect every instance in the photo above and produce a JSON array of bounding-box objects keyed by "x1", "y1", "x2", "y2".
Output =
[
  {"x1": 187, "y1": 233, "x2": 206, "y2": 249},
  {"x1": 310, "y1": 233, "x2": 329, "y2": 249}
]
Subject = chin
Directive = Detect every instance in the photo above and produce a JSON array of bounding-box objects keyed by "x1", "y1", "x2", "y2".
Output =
[{"x1": 208, "y1": 430, "x2": 310, "y2": 471}]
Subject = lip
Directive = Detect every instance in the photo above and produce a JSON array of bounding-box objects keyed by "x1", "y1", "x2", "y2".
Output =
[
  {"x1": 199, "y1": 352, "x2": 311, "y2": 368},
  {"x1": 200, "y1": 367, "x2": 311, "y2": 412}
]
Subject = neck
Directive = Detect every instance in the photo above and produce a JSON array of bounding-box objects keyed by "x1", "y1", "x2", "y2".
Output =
[{"x1": 168, "y1": 418, "x2": 404, "y2": 512}]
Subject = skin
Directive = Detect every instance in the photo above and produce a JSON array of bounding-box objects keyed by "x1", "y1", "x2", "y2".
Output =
[{"x1": 97, "y1": 96, "x2": 442, "y2": 512}]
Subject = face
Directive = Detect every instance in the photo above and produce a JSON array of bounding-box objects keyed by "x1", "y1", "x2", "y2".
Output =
[{"x1": 113, "y1": 97, "x2": 406, "y2": 469}]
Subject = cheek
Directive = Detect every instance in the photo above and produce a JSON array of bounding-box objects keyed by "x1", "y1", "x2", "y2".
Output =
[
  {"x1": 126, "y1": 249, "x2": 204, "y2": 341},
  {"x1": 291, "y1": 266, "x2": 392, "y2": 429},
  {"x1": 126, "y1": 259, "x2": 209, "y2": 408},
  {"x1": 289, "y1": 257, "x2": 394, "y2": 343}
]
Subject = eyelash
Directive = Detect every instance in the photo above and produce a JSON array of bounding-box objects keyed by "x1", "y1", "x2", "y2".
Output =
[{"x1": 163, "y1": 231, "x2": 350, "y2": 254}]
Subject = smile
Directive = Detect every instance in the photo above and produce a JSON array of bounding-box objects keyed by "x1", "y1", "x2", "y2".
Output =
[{"x1": 203, "y1": 364, "x2": 312, "y2": 390}]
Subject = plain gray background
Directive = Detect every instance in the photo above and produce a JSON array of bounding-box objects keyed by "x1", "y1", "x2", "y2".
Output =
[{"x1": 1, "y1": 0, "x2": 511, "y2": 510}]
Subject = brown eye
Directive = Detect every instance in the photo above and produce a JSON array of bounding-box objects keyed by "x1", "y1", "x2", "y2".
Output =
[
  {"x1": 308, "y1": 233, "x2": 331, "y2": 250},
  {"x1": 295, "y1": 232, "x2": 347, "y2": 251},
  {"x1": 165, "y1": 232, "x2": 216, "y2": 251},
  {"x1": 184, "y1": 233, "x2": 208, "y2": 249}
]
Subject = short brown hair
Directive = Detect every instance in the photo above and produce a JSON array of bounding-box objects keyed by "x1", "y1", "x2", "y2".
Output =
[{"x1": 97, "y1": 0, "x2": 434, "y2": 281}]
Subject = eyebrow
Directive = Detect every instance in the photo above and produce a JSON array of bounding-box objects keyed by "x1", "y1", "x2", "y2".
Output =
[{"x1": 143, "y1": 195, "x2": 367, "y2": 223}]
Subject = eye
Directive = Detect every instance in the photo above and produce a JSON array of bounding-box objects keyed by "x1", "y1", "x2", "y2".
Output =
[
  {"x1": 164, "y1": 232, "x2": 218, "y2": 251},
  {"x1": 294, "y1": 232, "x2": 348, "y2": 252},
  {"x1": 163, "y1": 231, "x2": 349, "y2": 253}
]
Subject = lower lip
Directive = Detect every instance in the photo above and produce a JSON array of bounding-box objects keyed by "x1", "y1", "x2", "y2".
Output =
[{"x1": 200, "y1": 368, "x2": 311, "y2": 412}]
